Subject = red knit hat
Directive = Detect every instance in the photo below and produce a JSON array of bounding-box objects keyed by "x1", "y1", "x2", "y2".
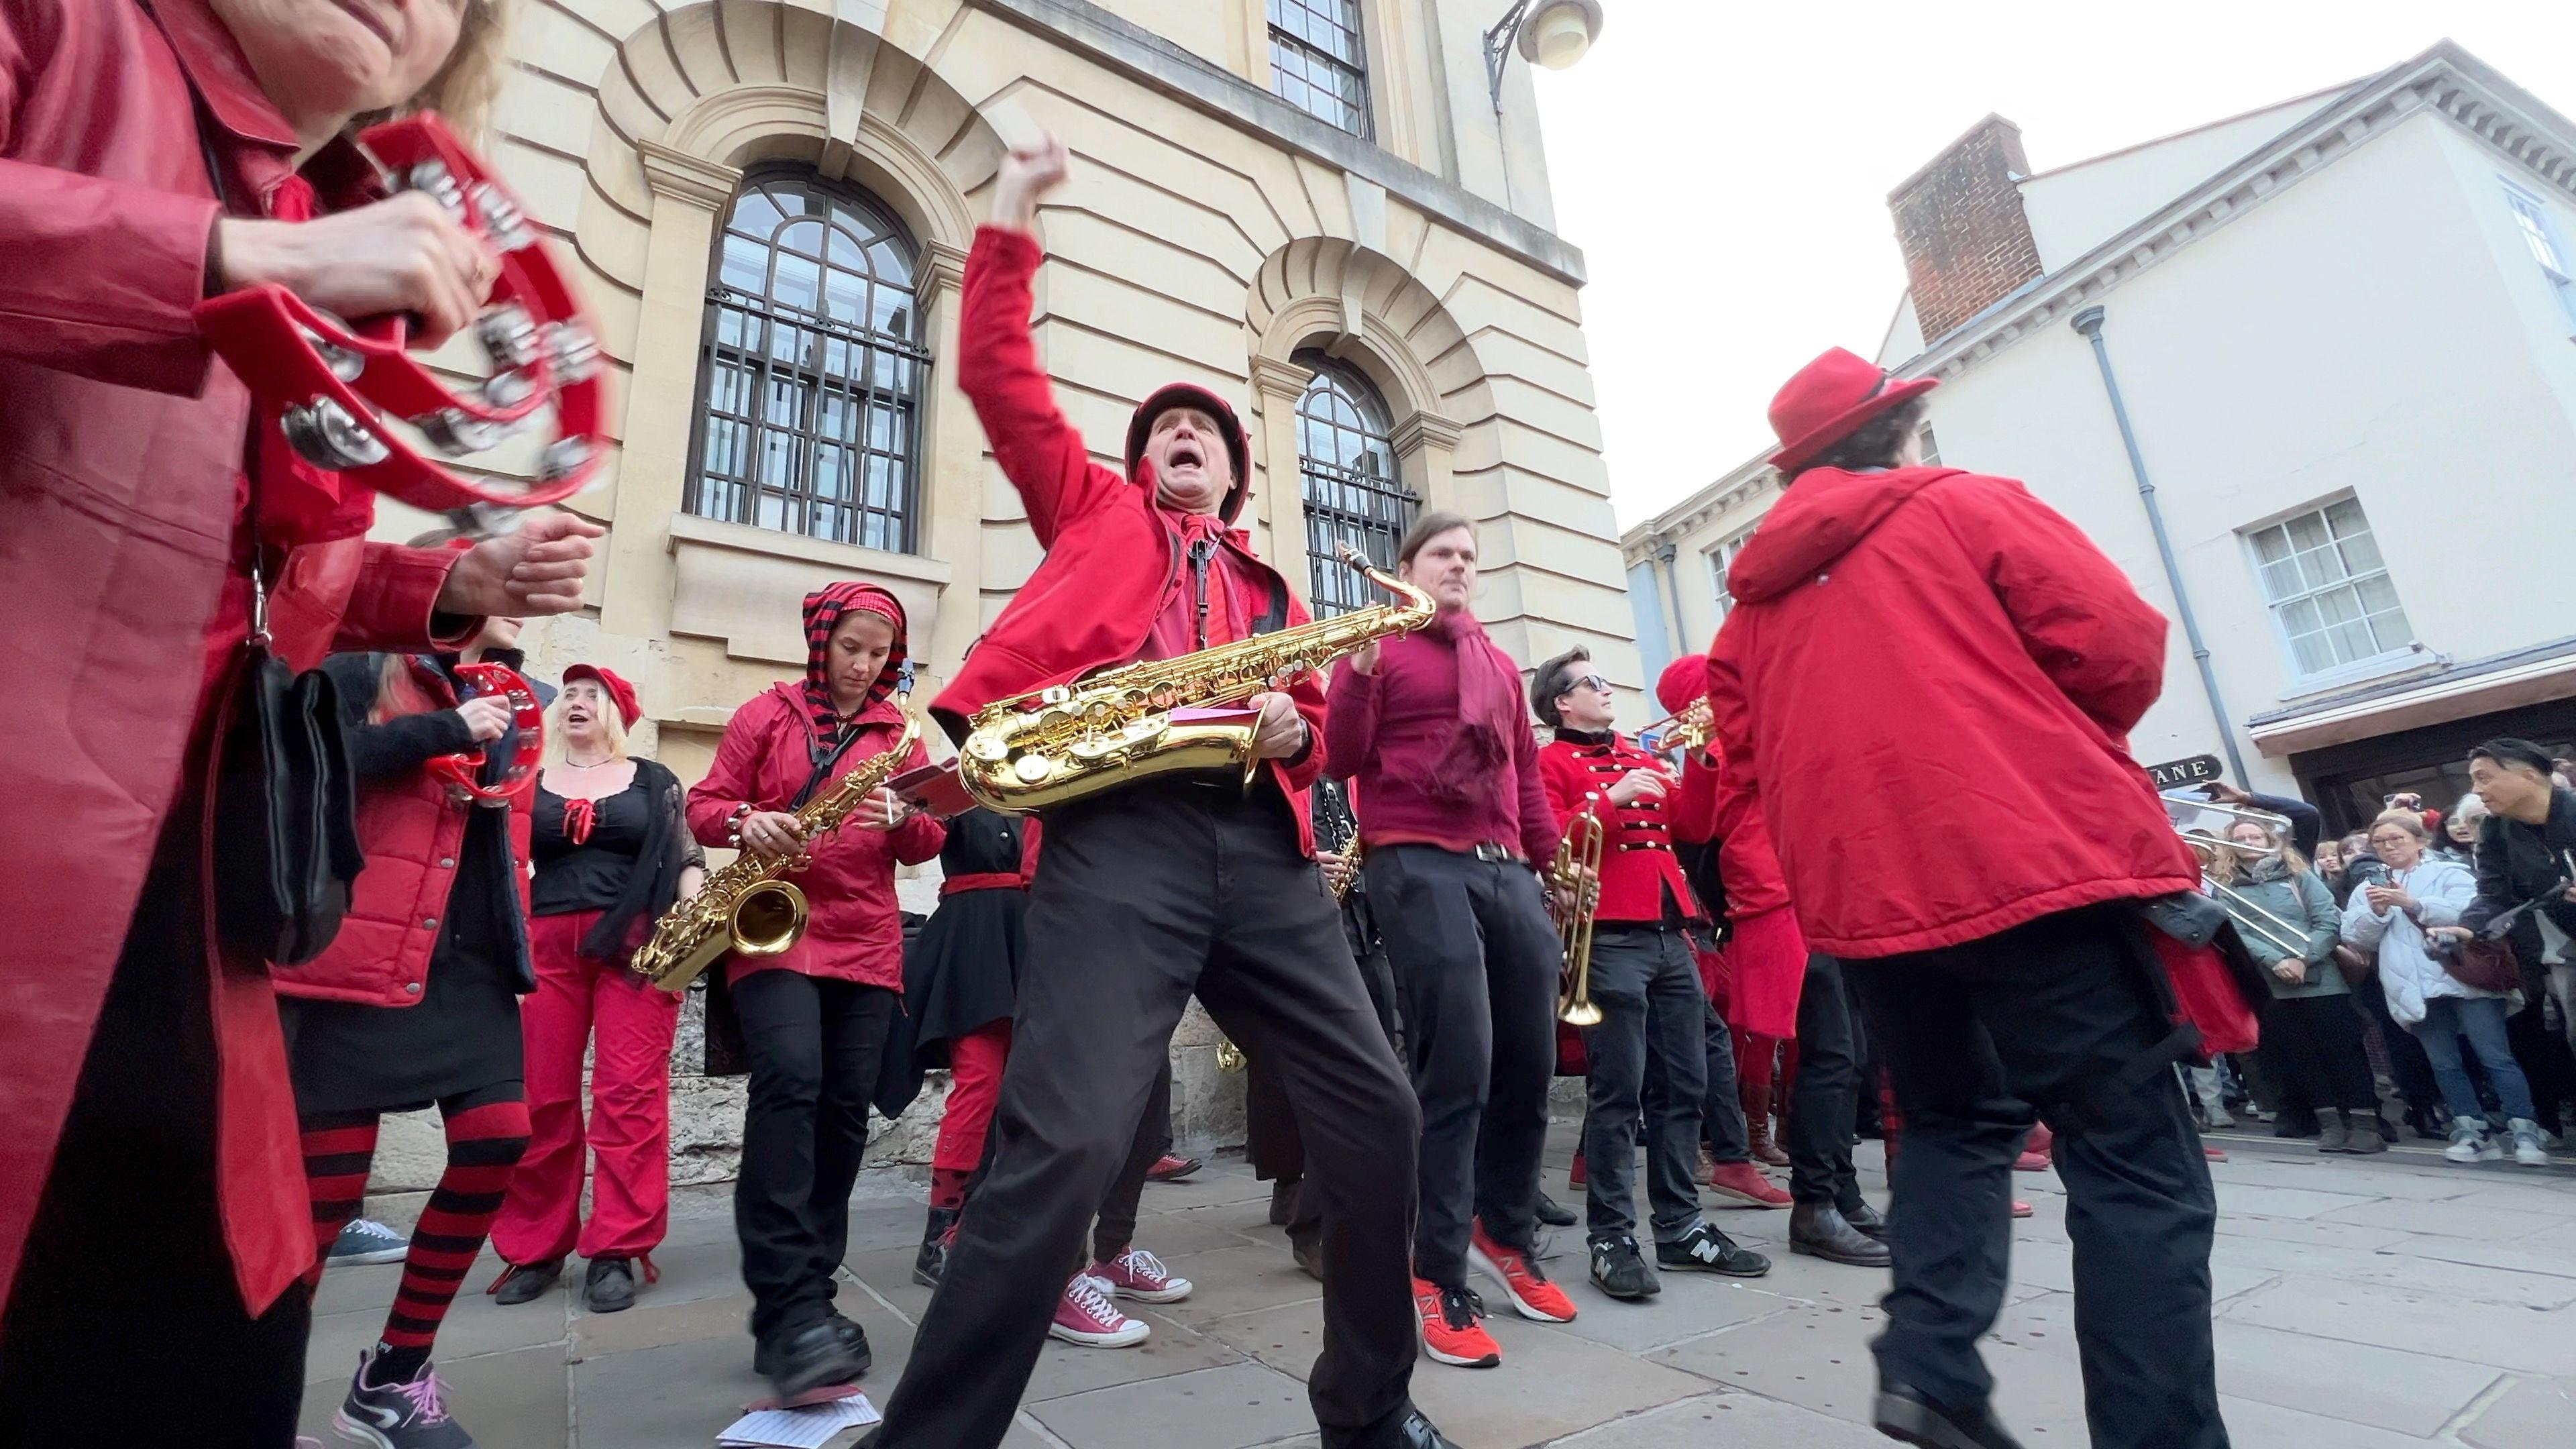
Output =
[
  {"x1": 561, "y1": 663, "x2": 641, "y2": 729},
  {"x1": 1655, "y1": 653, "x2": 1709, "y2": 716},
  {"x1": 1766, "y1": 347, "x2": 1939, "y2": 474}
]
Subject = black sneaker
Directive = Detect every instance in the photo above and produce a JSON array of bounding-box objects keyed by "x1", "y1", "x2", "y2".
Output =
[
  {"x1": 1658, "y1": 1220, "x2": 1771, "y2": 1277},
  {"x1": 583, "y1": 1256, "x2": 637, "y2": 1313},
  {"x1": 332, "y1": 1346, "x2": 476, "y2": 1449},
  {"x1": 1587, "y1": 1234, "x2": 1660, "y2": 1300},
  {"x1": 914, "y1": 1206, "x2": 960, "y2": 1288},
  {"x1": 753, "y1": 1319, "x2": 866, "y2": 1401},
  {"x1": 486, "y1": 1257, "x2": 561, "y2": 1306},
  {"x1": 751, "y1": 1311, "x2": 872, "y2": 1381}
]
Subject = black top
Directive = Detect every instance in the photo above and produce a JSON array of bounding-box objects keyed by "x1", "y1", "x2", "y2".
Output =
[
  {"x1": 2468, "y1": 787, "x2": 2576, "y2": 963},
  {"x1": 531, "y1": 775, "x2": 653, "y2": 916}
]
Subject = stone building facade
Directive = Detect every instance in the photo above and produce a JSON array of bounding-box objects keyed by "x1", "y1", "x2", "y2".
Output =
[{"x1": 367, "y1": 0, "x2": 1634, "y2": 1189}]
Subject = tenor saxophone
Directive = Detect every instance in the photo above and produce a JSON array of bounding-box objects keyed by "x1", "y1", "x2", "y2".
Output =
[
  {"x1": 957, "y1": 544, "x2": 1435, "y2": 814},
  {"x1": 629, "y1": 687, "x2": 923, "y2": 992}
]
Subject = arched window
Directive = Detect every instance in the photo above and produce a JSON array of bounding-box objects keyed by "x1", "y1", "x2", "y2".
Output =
[
  {"x1": 1292, "y1": 352, "x2": 1411, "y2": 616},
  {"x1": 688, "y1": 170, "x2": 928, "y2": 552}
]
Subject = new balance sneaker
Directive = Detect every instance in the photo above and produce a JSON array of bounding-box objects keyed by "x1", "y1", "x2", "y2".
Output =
[
  {"x1": 329, "y1": 1219, "x2": 411, "y2": 1267},
  {"x1": 1656, "y1": 1220, "x2": 1769, "y2": 1277},
  {"x1": 332, "y1": 1346, "x2": 474, "y2": 1449},
  {"x1": 1093, "y1": 1246, "x2": 1192, "y2": 1303},
  {"x1": 1707, "y1": 1161, "x2": 1792, "y2": 1208},
  {"x1": 1050, "y1": 1273, "x2": 1150, "y2": 1348},
  {"x1": 1468, "y1": 1219, "x2": 1577, "y2": 1322},
  {"x1": 1587, "y1": 1234, "x2": 1660, "y2": 1300},
  {"x1": 2446, "y1": 1117, "x2": 2504, "y2": 1165},
  {"x1": 1411, "y1": 1277, "x2": 1500, "y2": 1367},
  {"x1": 2508, "y1": 1118, "x2": 2550, "y2": 1167}
]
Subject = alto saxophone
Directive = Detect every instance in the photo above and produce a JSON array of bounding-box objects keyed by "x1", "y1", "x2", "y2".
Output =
[
  {"x1": 630, "y1": 685, "x2": 923, "y2": 992},
  {"x1": 957, "y1": 544, "x2": 1435, "y2": 814}
]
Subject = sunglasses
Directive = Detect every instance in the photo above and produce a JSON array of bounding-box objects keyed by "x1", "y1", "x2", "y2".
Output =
[{"x1": 1568, "y1": 674, "x2": 1611, "y2": 694}]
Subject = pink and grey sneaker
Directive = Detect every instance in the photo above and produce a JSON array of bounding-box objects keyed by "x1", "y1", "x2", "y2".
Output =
[
  {"x1": 1049, "y1": 1273, "x2": 1150, "y2": 1348},
  {"x1": 1092, "y1": 1246, "x2": 1193, "y2": 1303},
  {"x1": 332, "y1": 1344, "x2": 476, "y2": 1449}
]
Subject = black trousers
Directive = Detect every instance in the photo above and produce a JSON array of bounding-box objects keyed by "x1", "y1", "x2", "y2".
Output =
[
  {"x1": 1676, "y1": 1000, "x2": 1752, "y2": 1163},
  {"x1": 2258, "y1": 994, "x2": 2377, "y2": 1114},
  {"x1": 1089, "y1": 1057, "x2": 1173, "y2": 1267},
  {"x1": 733, "y1": 970, "x2": 898, "y2": 1341},
  {"x1": 1846, "y1": 906, "x2": 2226, "y2": 1449},
  {"x1": 2351, "y1": 973, "x2": 2443, "y2": 1118},
  {"x1": 1786, "y1": 953, "x2": 1864, "y2": 1210},
  {"x1": 1580, "y1": 926, "x2": 1708, "y2": 1242},
  {"x1": 866, "y1": 782, "x2": 1421, "y2": 1449},
  {"x1": 2507, "y1": 989, "x2": 2576, "y2": 1136},
  {"x1": 1, "y1": 826, "x2": 311, "y2": 1448},
  {"x1": 1370, "y1": 843, "x2": 1560, "y2": 1287},
  {"x1": 1251, "y1": 898, "x2": 1401, "y2": 1254}
]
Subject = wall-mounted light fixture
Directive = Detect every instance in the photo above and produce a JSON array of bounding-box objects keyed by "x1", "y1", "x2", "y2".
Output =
[{"x1": 1483, "y1": 0, "x2": 1605, "y2": 113}]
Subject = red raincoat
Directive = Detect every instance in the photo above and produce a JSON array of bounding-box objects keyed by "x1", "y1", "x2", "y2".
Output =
[
  {"x1": 1706, "y1": 466, "x2": 2199, "y2": 959},
  {"x1": 0, "y1": 0, "x2": 470, "y2": 1314},
  {"x1": 934, "y1": 226, "x2": 1326, "y2": 851},
  {"x1": 1657, "y1": 654, "x2": 1804, "y2": 1038},
  {"x1": 686, "y1": 585, "x2": 944, "y2": 991}
]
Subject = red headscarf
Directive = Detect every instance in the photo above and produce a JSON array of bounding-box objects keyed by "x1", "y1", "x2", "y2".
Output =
[{"x1": 800, "y1": 582, "x2": 909, "y2": 736}]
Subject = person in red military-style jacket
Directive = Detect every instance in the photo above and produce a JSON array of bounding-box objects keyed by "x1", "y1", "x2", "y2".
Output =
[
  {"x1": 863, "y1": 135, "x2": 1442, "y2": 1449},
  {"x1": 0, "y1": 4, "x2": 603, "y2": 1442},
  {"x1": 1532, "y1": 649, "x2": 1771, "y2": 1303},
  {"x1": 686, "y1": 582, "x2": 941, "y2": 1397},
  {"x1": 1705, "y1": 347, "x2": 2215, "y2": 1449}
]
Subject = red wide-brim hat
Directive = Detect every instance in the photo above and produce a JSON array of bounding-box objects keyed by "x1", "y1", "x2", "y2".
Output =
[
  {"x1": 1766, "y1": 347, "x2": 1939, "y2": 474},
  {"x1": 561, "y1": 663, "x2": 642, "y2": 729}
]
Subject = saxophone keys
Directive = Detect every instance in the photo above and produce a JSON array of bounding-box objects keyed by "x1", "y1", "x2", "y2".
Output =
[{"x1": 1012, "y1": 753, "x2": 1054, "y2": 784}]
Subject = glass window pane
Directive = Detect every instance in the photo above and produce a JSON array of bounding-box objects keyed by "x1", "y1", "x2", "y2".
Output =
[
  {"x1": 2249, "y1": 526, "x2": 2289, "y2": 564},
  {"x1": 2290, "y1": 631, "x2": 2335, "y2": 676},
  {"x1": 776, "y1": 219, "x2": 826, "y2": 260},
  {"x1": 2257, "y1": 558, "x2": 2301, "y2": 602},
  {"x1": 2353, "y1": 574, "x2": 2402, "y2": 614},
  {"x1": 2322, "y1": 497, "x2": 2368, "y2": 538},
  {"x1": 2284, "y1": 512, "x2": 2330, "y2": 553},
  {"x1": 2325, "y1": 620, "x2": 2373, "y2": 665},
  {"x1": 728, "y1": 189, "x2": 784, "y2": 236},
  {"x1": 2336, "y1": 529, "x2": 2383, "y2": 576}
]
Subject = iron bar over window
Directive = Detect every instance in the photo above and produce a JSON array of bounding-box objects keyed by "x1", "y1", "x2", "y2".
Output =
[
  {"x1": 1268, "y1": 0, "x2": 1372, "y2": 138},
  {"x1": 688, "y1": 170, "x2": 929, "y2": 553},
  {"x1": 1293, "y1": 352, "x2": 1411, "y2": 616}
]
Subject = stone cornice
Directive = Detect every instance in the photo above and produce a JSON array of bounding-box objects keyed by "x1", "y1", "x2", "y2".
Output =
[
  {"x1": 1248, "y1": 356, "x2": 1316, "y2": 402},
  {"x1": 1391, "y1": 411, "x2": 1464, "y2": 456},
  {"x1": 638, "y1": 142, "x2": 742, "y2": 212},
  {"x1": 918, "y1": 239, "x2": 969, "y2": 311},
  {"x1": 965, "y1": 0, "x2": 1586, "y2": 286},
  {"x1": 1904, "y1": 42, "x2": 2576, "y2": 386}
]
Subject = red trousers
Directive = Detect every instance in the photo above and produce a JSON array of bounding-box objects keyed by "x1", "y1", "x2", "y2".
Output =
[
  {"x1": 490, "y1": 912, "x2": 682, "y2": 1263},
  {"x1": 933, "y1": 1020, "x2": 1012, "y2": 1173}
]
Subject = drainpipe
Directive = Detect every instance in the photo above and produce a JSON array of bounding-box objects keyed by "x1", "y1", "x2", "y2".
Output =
[
  {"x1": 2070, "y1": 307, "x2": 2251, "y2": 786},
  {"x1": 1651, "y1": 539, "x2": 1685, "y2": 653}
]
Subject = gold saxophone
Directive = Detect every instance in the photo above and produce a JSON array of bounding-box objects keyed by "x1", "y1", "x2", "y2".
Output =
[
  {"x1": 957, "y1": 544, "x2": 1436, "y2": 814},
  {"x1": 630, "y1": 688, "x2": 923, "y2": 993}
]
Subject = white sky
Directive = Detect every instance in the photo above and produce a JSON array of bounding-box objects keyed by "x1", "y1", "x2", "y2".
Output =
[{"x1": 1532, "y1": 1, "x2": 2576, "y2": 532}]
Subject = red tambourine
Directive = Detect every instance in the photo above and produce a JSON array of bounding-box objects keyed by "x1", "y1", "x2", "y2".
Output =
[
  {"x1": 432, "y1": 663, "x2": 545, "y2": 804},
  {"x1": 193, "y1": 113, "x2": 606, "y2": 530}
]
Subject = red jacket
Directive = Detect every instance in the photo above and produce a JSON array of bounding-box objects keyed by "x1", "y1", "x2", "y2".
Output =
[
  {"x1": 1707, "y1": 466, "x2": 2198, "y2": 958},
  {"x1": 1538, "y1": 730, "x2": 1703, "y2": 924},
  {"x1": 0, "y1": 0, "x2": 470, "y2": 1316},
  {"x1": 274, "y1": 655, "x2": 537, "y2": 1008},
  {"x1": 688, "y1": 685, "x2": 944, "y2": 991},
  {"x1": 934, "y1": 226, "x2": 1326, "y2": 850}
]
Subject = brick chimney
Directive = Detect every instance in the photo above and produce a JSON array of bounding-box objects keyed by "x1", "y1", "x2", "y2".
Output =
[{"x1": 1889, "y1": 115, "x2": 2045, "y2": 343}]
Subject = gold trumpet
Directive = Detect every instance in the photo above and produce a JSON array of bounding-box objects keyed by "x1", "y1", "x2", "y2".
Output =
[
  {"x1": 1549, "y1": 804, "x2": 1606, "y2": 1026},
  {"x1": 1640, "y1": 697, "x2": 1715, "y2": 755}
]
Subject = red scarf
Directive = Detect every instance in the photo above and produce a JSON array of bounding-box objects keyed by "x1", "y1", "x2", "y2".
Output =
[{"x1": 1423, "y1": 610, "x2": 1519, "y2": 806}]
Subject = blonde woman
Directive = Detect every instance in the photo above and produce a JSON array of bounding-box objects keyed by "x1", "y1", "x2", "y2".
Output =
[
  {"x1": 490, "y1": 667, "x2": 705, "y2": 1316},
  {"x1": 2343, "y1": 810, "x2": 2544, "y2": 1165},
  {"x1": 2210, "y1": 820, "x2": 2383, "y2": 1153}
]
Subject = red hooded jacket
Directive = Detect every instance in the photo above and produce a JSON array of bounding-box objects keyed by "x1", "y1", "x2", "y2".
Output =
[
  {"x1": 932, "y1": 227, "x2": 1326, "y2": 851},
  {"x1": 687, "y1": 584, "x2": 944, "y2": 990},
  {"x1": 1707, "y1": 466, "x2": 2199, "y2": 959},
  {"x1": 1655, "y1": 654, "x2": 1790, "y2": 920}
]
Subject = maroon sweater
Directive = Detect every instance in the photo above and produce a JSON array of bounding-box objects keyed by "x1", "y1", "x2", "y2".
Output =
[{"x1": 1324, "y1": 627, "x2": 1560, "y2": 864}]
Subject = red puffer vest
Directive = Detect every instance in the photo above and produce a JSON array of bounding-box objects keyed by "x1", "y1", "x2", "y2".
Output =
[
  {"x1": 1539, "y1": 729, "x2": 1705, "y2": 924},
  {"x1": 274, "y1": 656, "x2": 535, "y2": 1007}
]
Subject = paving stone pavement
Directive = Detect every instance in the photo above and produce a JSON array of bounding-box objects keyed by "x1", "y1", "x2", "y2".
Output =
[{"x1": 309, "y1": 1124, "x2": 2576, "y2": 1448}]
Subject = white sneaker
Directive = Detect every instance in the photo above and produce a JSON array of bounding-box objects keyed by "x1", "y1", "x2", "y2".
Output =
[
  {"x1": 2508, "y1": 1119, "x2": 2550, "y2": 1167},
  {"x1": 2445, "y1": 1118, "x2": 2504, "y2": 1164}
]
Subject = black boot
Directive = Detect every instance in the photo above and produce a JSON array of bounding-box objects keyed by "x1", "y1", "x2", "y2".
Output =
[
  {"x1": 753, "y1": 1319, "x2": 865, "y2": 1401},
  {"x1": 1534, "y1": 1193, "x2": 1577, "y2": 1228},
  {"x1": 1344, "y1": 1407, "x2": 1461, "y2": 1449},
  {"x1": 914, "y1": 1205, "x2": 960, "y2": 1288},
  {"x1": 1789, "y1": 1203, "x2": 1891, "y2": 1267},
  {"x1": 582, "y1": 1255, "x2": 638, "y2": 1313},
  {"x1": 1269, "y1": 1177, "x2": 1301, "y2": 1226},
  {"x1": 1874, "y1": 1383, "x2": 2026, "y2": 1448},
  {"x1": 489, "y1": 1256, "x2": 561, "y2": 1306},
  {"x1": 1841, "y1": 1197, "x2": 1889, "y2": 1240}
]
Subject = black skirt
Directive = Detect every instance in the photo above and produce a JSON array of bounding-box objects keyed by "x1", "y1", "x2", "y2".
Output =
[
  {"x1": 901, "y1": 886, "x2": 1025, "y2": 1068},
  {"x1": 280, "y1": 933, "x2": 524, "y2": 1116}
]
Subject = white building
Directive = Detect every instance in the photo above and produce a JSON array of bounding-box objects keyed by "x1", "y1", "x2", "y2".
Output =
[{"x1": 1625, "y1": 41, "x2": 2576, "y2": 837}]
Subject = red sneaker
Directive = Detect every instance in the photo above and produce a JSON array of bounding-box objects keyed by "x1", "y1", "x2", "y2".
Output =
[
  {"x1": 1468, "y1": 1220, "x2": 1577, "y2": 1323},
  {"x1": 1144, "y1": 1154, "x2": 1201, "y2": 1183},
  {"x1": 1412, "y1": 1276, "x2": 1501, "y2": 1368},
  {"x1": 2204, "y1": 1145, "x2": 2229, "y2": 1163},
  {"x1": 1707, "y1": 1161, "x2": 1792, "y2": 1209},
  {"x1": 2010, "y1": 1199, "x2": 2034, "y2": 1219}
]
